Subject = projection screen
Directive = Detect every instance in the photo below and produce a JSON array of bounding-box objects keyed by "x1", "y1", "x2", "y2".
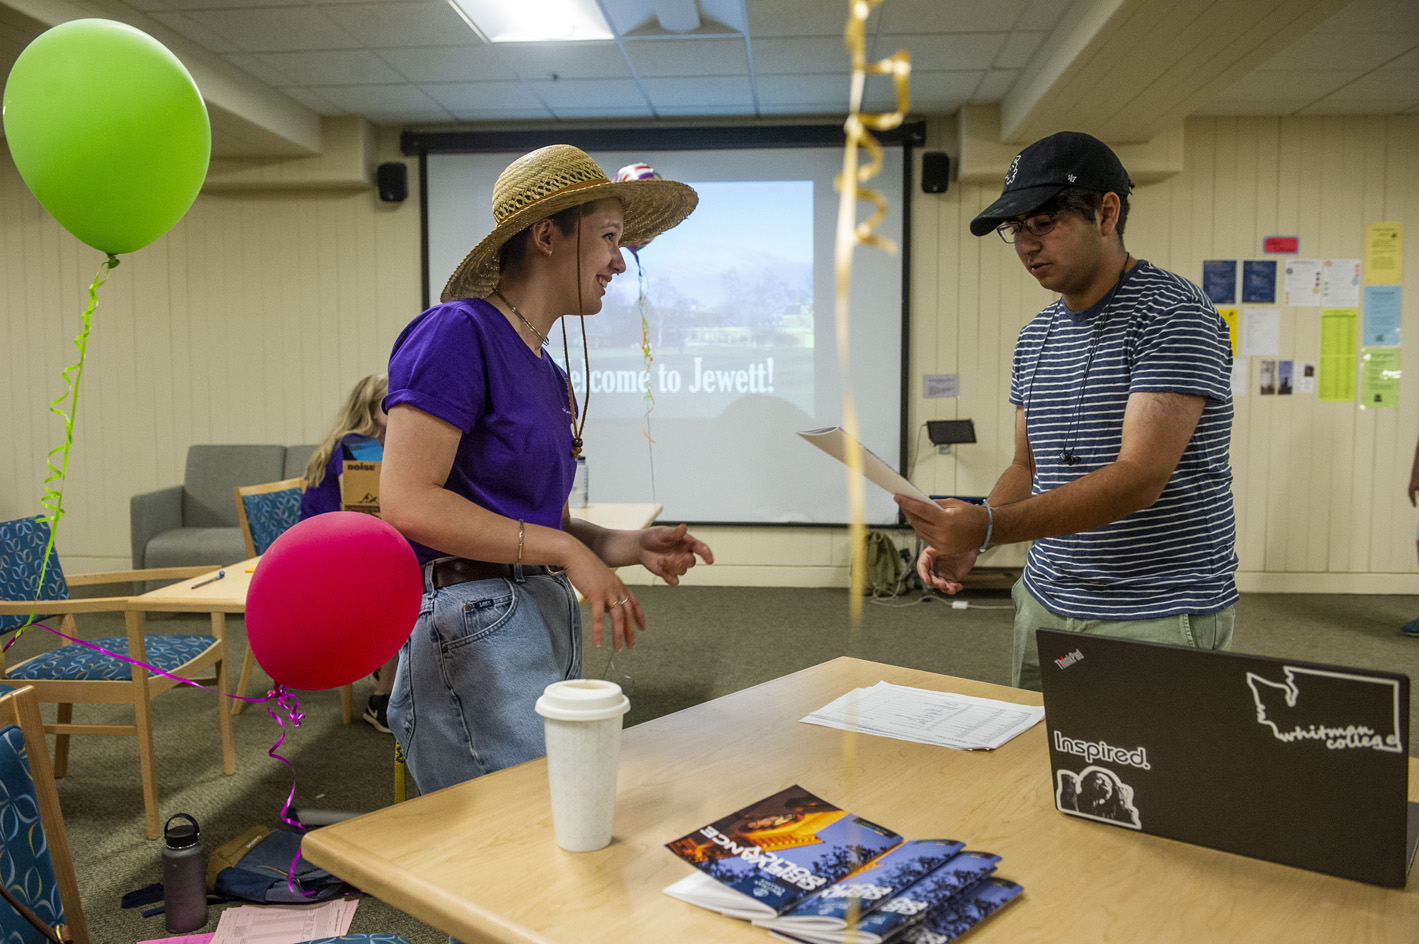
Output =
[{"x1": 409, "y1": 126, "x2": 918, "y2": 525}]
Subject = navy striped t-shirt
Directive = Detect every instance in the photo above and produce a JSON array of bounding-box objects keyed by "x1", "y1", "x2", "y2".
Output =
[{"x1": 1008, "y1": 260, "x2": 1238, "y2": 620}]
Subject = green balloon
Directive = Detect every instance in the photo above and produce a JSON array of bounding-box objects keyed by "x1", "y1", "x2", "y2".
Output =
[{"x1": 2, "y1": 19, "x2": 210, "y2": 254}]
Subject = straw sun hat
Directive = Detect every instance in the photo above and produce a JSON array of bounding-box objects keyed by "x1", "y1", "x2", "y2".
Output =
[{"x1": 440, "y1": 144, "x2": 699, "y2": 303}]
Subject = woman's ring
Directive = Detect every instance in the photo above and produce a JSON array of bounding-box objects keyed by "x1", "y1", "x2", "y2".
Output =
[{"x1": 611, "y1": 598, "x2": 628, "y2": 607}]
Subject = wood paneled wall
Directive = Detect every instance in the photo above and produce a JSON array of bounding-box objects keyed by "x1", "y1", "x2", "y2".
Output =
[{"x1": 3, "y1": 116, "x2": 1415, "y2": 591}]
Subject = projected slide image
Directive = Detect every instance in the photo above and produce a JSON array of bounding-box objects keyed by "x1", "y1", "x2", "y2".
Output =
[{"x1": 559, "y1": 179, "x2": 815, "y2": 418}]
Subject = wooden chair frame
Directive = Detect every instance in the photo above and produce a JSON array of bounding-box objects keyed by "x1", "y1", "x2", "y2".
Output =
[
  {"x1": 0, "y1": 685, "x2": 90, "y2": 944},
  {"x1": 0, "y1": 565, "x2": 236, "y2": 840},
  {"x1": 232, "y1": 480, "x2": 353, "y2": 723}
]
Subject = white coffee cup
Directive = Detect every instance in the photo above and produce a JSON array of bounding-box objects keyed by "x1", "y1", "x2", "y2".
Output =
[{"x1": 534, "y1": 678, "x2": 630, "y2": 852}]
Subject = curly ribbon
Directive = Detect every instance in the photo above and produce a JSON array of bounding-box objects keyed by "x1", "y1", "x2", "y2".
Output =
[
  {"x1": 630, "y1": 247, "x2": 660, "y2": 505},
  {"x1": 266, "y1": 686, "x2": 319, "y2": 897},
  {"x1": 836, "y1": 0, "x2": 911, "y2": 623},
  {"x1": 12, "y1": 254, "x2": 119, "y2": 645}
]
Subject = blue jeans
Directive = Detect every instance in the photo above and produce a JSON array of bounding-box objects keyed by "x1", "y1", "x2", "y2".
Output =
[{"x1": 389, "y1": 563, "x2": 582, "y2": 794}]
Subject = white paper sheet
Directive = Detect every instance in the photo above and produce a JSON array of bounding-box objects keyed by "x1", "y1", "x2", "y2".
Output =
[
  {"x1": 210, "y1": 899, "x2": 357, "y2": 944},
  {"x1": 1240, "y1": 308, "x2": 1280, "y2": 357},
  {"x1": 797, "y1": 427, "x2": 932, "y2": 503},
  {"x1": 801, "y1": 681, "x2": 1045, "y2": 751}
]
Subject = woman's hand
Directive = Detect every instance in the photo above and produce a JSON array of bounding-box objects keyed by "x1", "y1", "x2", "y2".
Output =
[
  {"x1": 563, "y1": 544, "x2": 645, "y2": 651},
  {"x1": 637, "y1": 524, "x2": 714, "y2": 585}
]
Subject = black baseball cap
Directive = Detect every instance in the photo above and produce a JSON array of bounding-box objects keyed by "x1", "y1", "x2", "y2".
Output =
[{"x1": 969, "y1": 131, "x2": 1133, "y2": 237}]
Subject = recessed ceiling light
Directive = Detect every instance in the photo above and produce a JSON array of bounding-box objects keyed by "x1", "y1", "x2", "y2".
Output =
[{"x1": 447, "y1": 0, "x2": 615, "y2": 42}]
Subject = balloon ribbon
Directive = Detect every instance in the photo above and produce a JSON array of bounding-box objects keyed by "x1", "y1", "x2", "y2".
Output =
[{"x1": 12, "y1": 253, "x2": 118, "y2": 645}]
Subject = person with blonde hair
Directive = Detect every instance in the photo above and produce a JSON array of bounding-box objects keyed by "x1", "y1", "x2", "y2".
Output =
[
  {"x1": 301, "y1": 371, "x2": 396, "y2": 730},
  {"x1": 380, "y1": 145, "x2": 713, "y2": 794},
  {"x1": 300, "y1": 372, "x2": 388, "y2": 518}
]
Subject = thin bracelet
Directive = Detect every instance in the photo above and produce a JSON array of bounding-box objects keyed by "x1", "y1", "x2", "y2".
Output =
[
  {"x1": 516, "y1": 519, "x2": 525, "y2": 564},
  {"x1": 978, "y1": 501, "x2": 994, "y2": 553}
]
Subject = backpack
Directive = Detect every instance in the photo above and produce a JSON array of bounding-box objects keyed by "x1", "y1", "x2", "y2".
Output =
[
  {"x1": 207, "y1": 826, "x2": 347, "y2": 904},
  {"x1": 861, "y1": 531, "x2": 906, "y2": 597}
]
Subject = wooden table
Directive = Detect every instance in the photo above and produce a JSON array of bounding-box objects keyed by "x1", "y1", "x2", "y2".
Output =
[{"x1": 301, "y1": 657, "x2": 1418, "y2": 944}]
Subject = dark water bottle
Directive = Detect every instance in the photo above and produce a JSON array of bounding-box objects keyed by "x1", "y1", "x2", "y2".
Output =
[{"x1": 162, "y1": 813, "x2": 209, "y2": 932}]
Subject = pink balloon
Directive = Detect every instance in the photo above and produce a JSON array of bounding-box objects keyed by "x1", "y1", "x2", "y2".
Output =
[{"x1": 246, "y1": 512, "x2": 421, "y2": 690}]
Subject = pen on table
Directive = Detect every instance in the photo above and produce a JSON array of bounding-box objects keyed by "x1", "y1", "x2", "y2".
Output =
[{"x1": 192, "y1": 570, "x2": 225, "y2": 589}]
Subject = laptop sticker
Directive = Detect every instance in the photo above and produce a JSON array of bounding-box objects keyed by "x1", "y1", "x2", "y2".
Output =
[
  {"x1": 1054, "y1": 766, "x2": 1142, "y2": 829},
  {"x1": 1245, "y1": 667, "x2": 1403, "y2": 753}
]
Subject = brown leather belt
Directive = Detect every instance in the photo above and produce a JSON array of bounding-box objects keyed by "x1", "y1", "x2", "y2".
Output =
[{"x1": 428, "y1": 558, "x2": 554, "y2": 589}]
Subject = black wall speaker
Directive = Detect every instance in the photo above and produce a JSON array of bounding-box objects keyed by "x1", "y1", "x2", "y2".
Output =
[
  {"x1": 921, "y1": 151, "x2": 950, "y2": 194},
  {"x1": 376, "y1": 162, "x2": 408, "y2": 203}
]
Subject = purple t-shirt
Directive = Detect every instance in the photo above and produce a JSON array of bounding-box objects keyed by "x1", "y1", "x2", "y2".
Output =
[{"x1": 384, "y1": 298, "x2": 577, "y2": 564}]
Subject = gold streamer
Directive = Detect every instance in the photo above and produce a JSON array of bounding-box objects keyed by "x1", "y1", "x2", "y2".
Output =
[
  {"x1": 835, "y1": 1, "x2": 910, "y2": 624},
  {"x1": 835, "y1": 6, "x2": 910, "y2": 922}
]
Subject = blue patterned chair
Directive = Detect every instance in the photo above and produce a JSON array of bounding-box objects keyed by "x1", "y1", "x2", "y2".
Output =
[
  {"x1": 232, "y1": 481, "x2": 353, "y2": 722},
  {"x1": 0, "y1": 685, "x2": 89, "y2": 943},
  {"x1": 0, "y1": 516, "x2": 234, "y2": 841}
]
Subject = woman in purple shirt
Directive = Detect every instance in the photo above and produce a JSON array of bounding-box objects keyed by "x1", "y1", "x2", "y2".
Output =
[{"x1": 380, "y1": 145, "x2": 713, "y2": 793}]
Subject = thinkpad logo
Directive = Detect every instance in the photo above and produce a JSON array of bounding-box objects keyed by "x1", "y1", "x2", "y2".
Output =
[{"x1": 1055, "y1": 648, "x2": 1084, "y2": 669}]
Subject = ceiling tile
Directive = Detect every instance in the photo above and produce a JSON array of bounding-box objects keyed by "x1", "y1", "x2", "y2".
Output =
[
  {"x1": 973, "y1": 68, "x2": 1020, "y2": 101},
  {"x1": 755, "y1": 74, "x2": 852, "y2": 108},
  {"x1": 745, "y1": 0, "x2": 878, "y2": 39},
  {"x1": 319, "y1": 1, "x2": 478, "y2": 48},
  {"x1": 641, "y1": 75, "x2": 753, "y2": 108},
  {"x1": 1259, "y1": 32, "x2": 1417, "y2": 73},
  {"x1": 876, "y1": 0, "x2": 1029, "y2": 34},
  {"x1": 1016, "y1": 0, "x2": 1072, "y2": 33},
  {"x1": 874, "y1": 69, "x2": 980, "y2": 111},
  {"x1": 495, "y1": 41, "x2": 633, "y2": 80},
  {"x1": 148, "y1": 10, "x2": 242, "y2": 53},
  {"x1": 622, "y1": 37, "x2": 750, "y2": 76},
  {"x1": 222, "y1": 52, "x2": 299, "y2": 87},
  {"x1": 871, "y1": 32, "x2": 1006, "y2": 72},
  {"x1": 523, "y1": 76, "x2": 648, "y2": 108},
  {"x1": 254, "y1": 49, "x2": 408, "y2": 86},
  {"x1": 1212, "y1": 70, "x2": 1366, "y2": 103},
  {"x1": 751, "y1": 37, "x2": 854, "y2": 75},
  {"x1": 419, "y1": 80, "x2": 546, "y2": 111},
  {"x1": 1379, "y1": 47, "x2": 1419, "y2": 73},
  {"x1": 994, "y1": 30, "x2": 1046, "y2": 70},
  {"x1": 376, "y1": 45, "x2": 514, "y2": 82},
  {"x1": 175, "y1": 7, "x2": 362, "y2": 53},
  {"x1": 449, "y1": 104, "x2": 554, "y2": 119}
]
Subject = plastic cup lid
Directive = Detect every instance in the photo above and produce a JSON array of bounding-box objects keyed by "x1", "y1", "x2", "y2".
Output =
[{"x1": 535, "y1": 678, "x2": 630, "y2": 722}]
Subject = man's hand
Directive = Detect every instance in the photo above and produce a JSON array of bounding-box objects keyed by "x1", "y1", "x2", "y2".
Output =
[
  {"x1": 916, "y1": 546, "x2": 979, "y2": 594},
  {"x1": 894, "y1": 494, "x2": 990, "y2": 557},
  {"x1": 637, "y1": 524, "x2": 714, "y2": 586}
]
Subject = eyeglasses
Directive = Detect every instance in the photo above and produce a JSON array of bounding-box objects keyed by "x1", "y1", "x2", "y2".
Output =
[{"x1": 996, "y1": 212, "x2": 1059, "y2": 244}]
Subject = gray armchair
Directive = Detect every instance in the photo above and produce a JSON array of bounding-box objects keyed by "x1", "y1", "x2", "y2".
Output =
[{"x1": 131, "y1": 444, "x2": 316, "y2": 570}]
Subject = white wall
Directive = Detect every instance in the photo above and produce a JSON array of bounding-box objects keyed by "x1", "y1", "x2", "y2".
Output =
[{"x1": 3, "y1": 115, "x2": 1417, "y2": 592}]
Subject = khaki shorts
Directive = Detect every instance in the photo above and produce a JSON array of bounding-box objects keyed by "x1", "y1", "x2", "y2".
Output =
[{"x1": 1011, "y1": 580, "x2": 1235, "y2": 692}]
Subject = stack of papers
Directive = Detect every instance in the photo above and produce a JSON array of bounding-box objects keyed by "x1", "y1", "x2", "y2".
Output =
[{"x1": 801, "y1": 681, "x2": 1045, "y2": 751}]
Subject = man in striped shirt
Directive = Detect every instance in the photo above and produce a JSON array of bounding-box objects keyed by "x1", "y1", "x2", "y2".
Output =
[{"x1": 897, "y1": 132, "x2": 1238, "y2": 691}]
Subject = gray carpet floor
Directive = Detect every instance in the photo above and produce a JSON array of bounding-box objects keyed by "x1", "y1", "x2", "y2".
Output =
[{"x1": 18, "y1": 585, "x2": 1419, "y2": 943}]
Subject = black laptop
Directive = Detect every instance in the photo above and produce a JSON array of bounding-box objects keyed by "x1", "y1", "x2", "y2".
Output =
[{"x1": 1036, "y1": 628, "x2": 1418, "y2": 888}]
